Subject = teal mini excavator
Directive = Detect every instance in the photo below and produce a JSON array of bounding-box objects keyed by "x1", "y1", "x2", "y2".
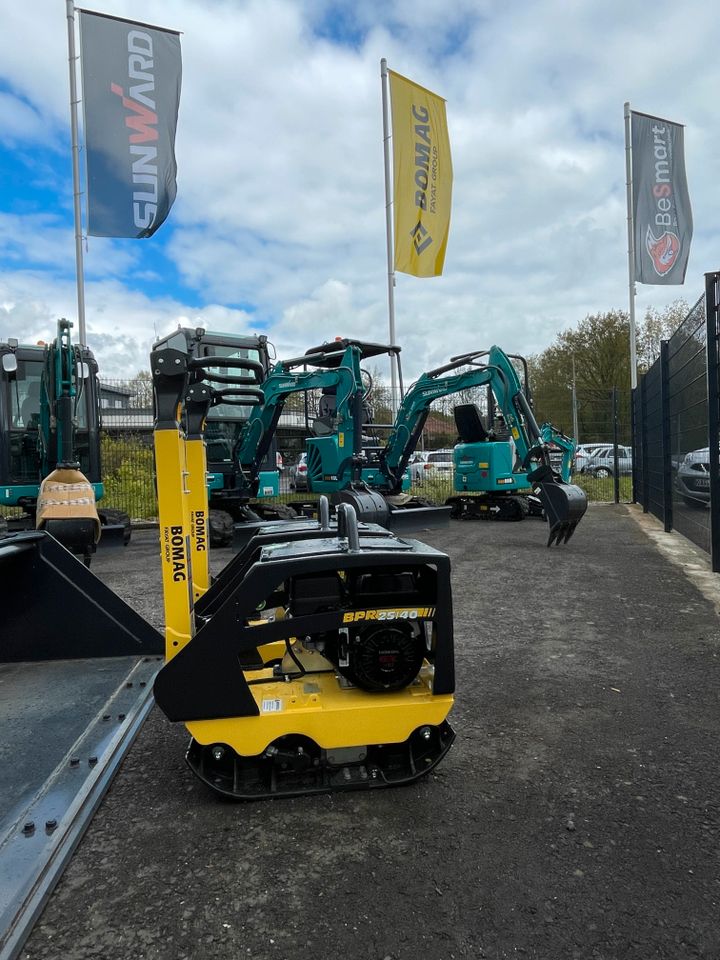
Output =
[
  {"x1": 0, "y1": 319, "x2": 129, "y2": 560},
  {"x1": 360, "y1": 345, "x2": 587, "y2": 546}
]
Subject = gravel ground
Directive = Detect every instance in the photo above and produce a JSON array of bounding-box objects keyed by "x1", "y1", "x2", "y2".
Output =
[{"x1": 19, "y1": 504, "x2": 720, "y2": 960}]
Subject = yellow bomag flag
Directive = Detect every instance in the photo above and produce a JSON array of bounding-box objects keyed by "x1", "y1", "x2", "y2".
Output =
[{"x1": 389, "y1": 70, "x2": 452, "y2": 277}]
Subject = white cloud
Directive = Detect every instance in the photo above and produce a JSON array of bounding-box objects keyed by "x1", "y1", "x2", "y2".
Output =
[
  {"x1": 0, "y1": 270, "x2": 256, "y2": 377},
  {"x1": 0, "y1": 92, "x2": 49, "y2": 145},
  {"x1": 0, "y1": 0, "x2": 717, "y2": 383}
]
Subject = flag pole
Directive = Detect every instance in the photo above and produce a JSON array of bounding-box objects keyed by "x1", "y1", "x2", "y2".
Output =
[
  {"x1": 66, "y1": 0, "x2": 87, "y2": 345},
  {"x1": 624, "y1": 101, "x2": 638, "y2": 390},
  {"x1": 381, "y1": 58, "x2": 399, "y2": 413}
]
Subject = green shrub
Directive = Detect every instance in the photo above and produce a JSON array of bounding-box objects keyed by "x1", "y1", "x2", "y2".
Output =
[{"x1": 100, "y1": 434, "x2": 157, "y2": 519}]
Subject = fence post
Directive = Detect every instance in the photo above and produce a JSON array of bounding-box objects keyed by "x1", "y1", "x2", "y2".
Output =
[
  {"x1": 630, "y1": 387, "x2": 640, "y2": 503},
  {"x1": 612, "y1": 386, "x2": 620, "y2": 504},
  {"x1": 631, "y1": 385, "x2": 638, "y2": 504},
  {"x1": 705, "y1": 271, "x2": 720, "y2": 572},
  {"x1": 660, "y1": 339, "x2": 673, "y2": 533},
  {"x1": 640, "y1": 373, "x2": 649, "y2": 513}
]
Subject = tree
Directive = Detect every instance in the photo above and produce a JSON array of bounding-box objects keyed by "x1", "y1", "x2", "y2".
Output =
[
  {"x1": 637, "y1": 300, "x2": 689, "y2": 369},
  {"x1": 126, "y1": 370, "x2": 153, "y2": 409},
  {"x1": 363, "y1": 364, "x2": 393, "y2": 424},
  {"x1": 528, "y1": 301, "x2": 692, "y2": 443},
  {"x1": 528, "y1": 310, "x2": 630, "y2": 440}
]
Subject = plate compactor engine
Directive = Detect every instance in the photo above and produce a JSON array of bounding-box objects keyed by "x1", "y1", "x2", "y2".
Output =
[{"x1": 289, "y1": 565, "x2": 435, "y2": 693}]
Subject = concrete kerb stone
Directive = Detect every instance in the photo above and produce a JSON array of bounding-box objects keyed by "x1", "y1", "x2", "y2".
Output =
[{"x1": 625, "y1": 502, "x2": 720, "y2": 616}]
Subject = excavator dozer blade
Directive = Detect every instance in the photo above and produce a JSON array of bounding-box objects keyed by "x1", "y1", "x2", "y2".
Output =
[
  {"x1": 386, "y1": 503, "x2": 453, "y2": 532},
  {"x1": 334, "y1": 488, "x2": 452, "y2": 533},
  {"x1": 96, "y1": 508, "x2": 132, "y2": 549},
  {"x1": 96, "y1": 523, "x2": 128, "y2": 548},
  {"x1": 529, "y1": 466, "x2": 588, "y2": 547},
  {"x1": 0, "y1": 530, "x2": 163, "y2": 662}
]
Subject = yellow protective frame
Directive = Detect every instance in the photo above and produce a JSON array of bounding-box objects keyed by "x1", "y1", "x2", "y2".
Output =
[{"x1": 154, "y1": 412, "x2": 195, "y2": 659}]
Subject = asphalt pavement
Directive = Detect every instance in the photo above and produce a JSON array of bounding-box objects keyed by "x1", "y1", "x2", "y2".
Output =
[{"x1": 18, "y1": 504, "x2": 720, "y2": 960}]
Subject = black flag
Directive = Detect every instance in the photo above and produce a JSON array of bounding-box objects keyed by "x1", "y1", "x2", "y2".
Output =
[
  {"x1": 631, "y1": 111, "x2": 692, "y2": 285},
  {"x1": 79, "y1": 10, "x2": 182, "y2": 238}
]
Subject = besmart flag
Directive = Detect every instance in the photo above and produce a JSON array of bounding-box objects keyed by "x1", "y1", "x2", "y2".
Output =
[
  {"x1": 79, "y1": 9, "x2": 182, "y2": 238},
  {"x1": 389, "y1": 70, "x2": 452, "y2": 277},
  {"x1": 631, "y1": 111, "x2": 692, "y2": 285}
]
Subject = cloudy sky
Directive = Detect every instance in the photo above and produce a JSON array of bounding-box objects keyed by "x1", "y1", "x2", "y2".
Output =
[{"x1": 0, "y1": 0, "x2": 715, "y2": 379}]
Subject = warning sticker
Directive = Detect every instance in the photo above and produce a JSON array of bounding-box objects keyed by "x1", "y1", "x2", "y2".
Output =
[{"x1": 261, "y1": 698, "x2": 283, "y2": 713}]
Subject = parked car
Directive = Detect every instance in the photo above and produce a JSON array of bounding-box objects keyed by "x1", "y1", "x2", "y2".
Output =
[
  {"x1": 675, "y1": 447, "x2": 711, "y2": 508},
  {"x1": 422, "y1": 449, "x2": 455, "y2": 478},
  {"x1": 583, "y1": 445, "x2": 633, "y2": 478},
  {"x1": 289, "y1": 452, "x2": 309, "y2": 491},
  {"x1": 408, "y1": 452, "x2": 428, "y2": 483},
  {"x1": 573, "y1": 442, "x2": 613, "y2": 474}
]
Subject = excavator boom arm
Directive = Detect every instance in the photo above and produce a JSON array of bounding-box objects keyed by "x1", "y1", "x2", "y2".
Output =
[{"x1": 232, "y1": 345, "x2": 366, "y2": 497}]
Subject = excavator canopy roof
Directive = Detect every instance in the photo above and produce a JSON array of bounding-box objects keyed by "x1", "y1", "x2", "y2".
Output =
[{"x1": 300, "y1": 339, "x2": 401, "y2": 367}]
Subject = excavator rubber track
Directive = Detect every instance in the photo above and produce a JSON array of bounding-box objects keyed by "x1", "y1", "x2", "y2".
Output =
[{"x1": 446, "y1": 494, "x2": 530, "y2": 522}]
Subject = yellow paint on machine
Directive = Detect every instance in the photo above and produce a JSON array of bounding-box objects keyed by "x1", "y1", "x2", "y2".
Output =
[
  {"x1": 186, "y1": 665, "x2": 453, "y2": 756},
  {"x1": 154, "y1": 427, "x2": 194, "y2": 659},
  {"x1": 184, "y1": 437, "x2": 210, "y2": 600}
]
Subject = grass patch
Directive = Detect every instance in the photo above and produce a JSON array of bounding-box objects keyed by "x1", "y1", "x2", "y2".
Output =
[
  {"x1": 572, "y1": 473, "x2": 632, "y2": 503},
  {"x1": 411, "y1": 472, "x2": 632, "y2": 504}
]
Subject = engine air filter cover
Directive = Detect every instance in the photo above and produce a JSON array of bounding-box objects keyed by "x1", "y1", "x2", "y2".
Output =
[{"x1": 348, "y1": 622, "x2": 425, "y2": 692}]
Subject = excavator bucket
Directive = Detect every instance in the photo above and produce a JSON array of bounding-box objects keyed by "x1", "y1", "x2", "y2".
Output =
[
  {"x1": 0, "y1": 529, "x2": 163, "y2": 957},
  {"x1": 0, "y1": 529, "x2": 162, "y2": 661},
  {"x1": 528, "y1": 465, "x2": 588, "y2": 547}
]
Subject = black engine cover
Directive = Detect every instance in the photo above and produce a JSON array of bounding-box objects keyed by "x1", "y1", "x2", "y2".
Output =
[{"x1": 344, "y1": 622, "x2": 425, "y2": 692}]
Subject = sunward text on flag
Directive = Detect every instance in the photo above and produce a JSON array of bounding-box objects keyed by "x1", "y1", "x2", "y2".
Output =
[
  {"x1": 389, "y1": 71, "x2": 452, "y2": 278},
  {"x1": 79, "y1": 9, "x2": 182, "y2": 239},
  {"x1": 631, "y1": 110, "x2": 692, "y2": 285}
]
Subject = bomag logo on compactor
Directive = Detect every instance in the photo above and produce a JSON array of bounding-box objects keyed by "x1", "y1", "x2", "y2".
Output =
[
  {"x1": 162, "y1": 524, "x2": 187, "y2": 582},
  {"x1": 342, "y1": 607, "x2": 436, "y2": 623},
  {"x1": 192, "y1": 511, "x2": 206, "y2": 552}
]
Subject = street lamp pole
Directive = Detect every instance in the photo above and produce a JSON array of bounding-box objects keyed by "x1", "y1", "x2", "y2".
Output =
[{"x1": 571, "y1": 357, "x2": 579, "y2": 444}]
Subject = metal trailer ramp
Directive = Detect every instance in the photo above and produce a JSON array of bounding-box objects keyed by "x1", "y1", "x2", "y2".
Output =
[{"x1": 0, "y1": 530, "x2": 163, "y2": 959}]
